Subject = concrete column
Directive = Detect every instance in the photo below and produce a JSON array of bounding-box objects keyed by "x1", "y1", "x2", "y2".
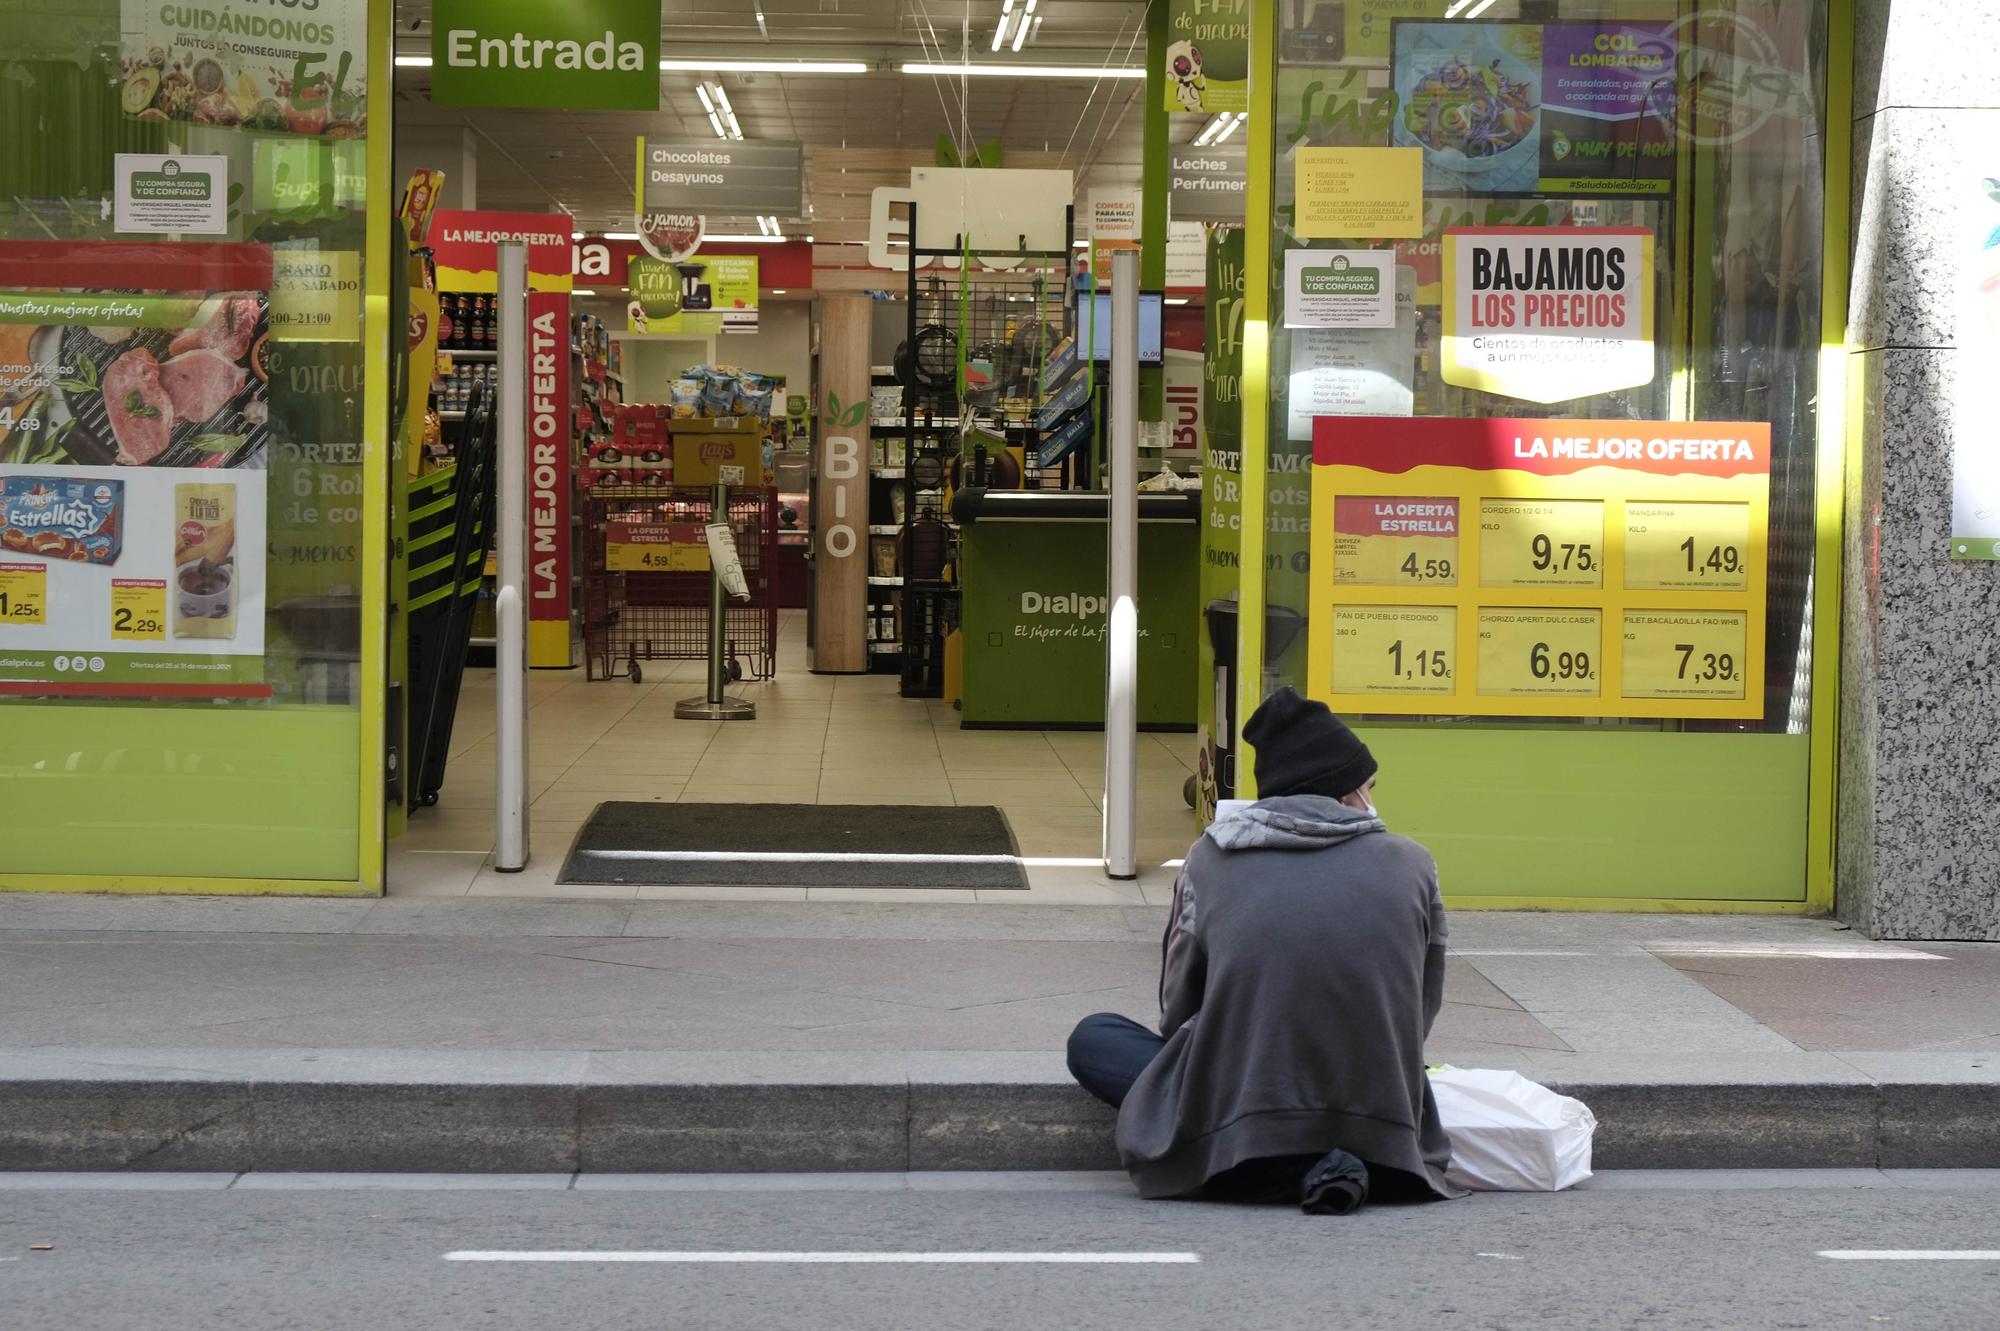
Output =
[{"x1": 1840, "y1": 0, "x2": 2000, "y2": 937}]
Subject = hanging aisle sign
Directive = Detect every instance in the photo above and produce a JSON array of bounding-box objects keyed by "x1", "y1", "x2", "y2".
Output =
[
  {"x1": 1307, "y1": 416, "x2": 1771, "y2": 721},
  {"x1": 1442, "y1": 226, "x2": 1654, "y2": 404},
  {"x1": 432, "y1": 0, "x2": 660, "y2": 111},
  {"x1": 638, "y1": 139, "x2": 805, "y2": 218},
  {"x1": 1163, "y1": 0, "x2": 1248, "y2": 114}
]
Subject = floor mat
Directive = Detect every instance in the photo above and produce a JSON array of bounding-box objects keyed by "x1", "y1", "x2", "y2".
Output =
[{"x1": 558, "y1": 802, "x2": 1029, "y2": 889}]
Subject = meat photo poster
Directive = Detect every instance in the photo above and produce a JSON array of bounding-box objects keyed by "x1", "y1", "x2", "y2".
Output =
[{"x1": 0, "y1": 274, "x2": 270, "y2": 697}]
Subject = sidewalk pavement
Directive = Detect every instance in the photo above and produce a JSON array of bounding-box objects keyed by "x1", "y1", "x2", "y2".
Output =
[{"x1": 3, "y1": 893, "x2": 1998, "y2": 1174}]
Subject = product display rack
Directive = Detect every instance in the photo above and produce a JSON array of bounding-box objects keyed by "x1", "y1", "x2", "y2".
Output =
[{"x1": 889, "y1": 202, "x2": 1076, "y2": 695}]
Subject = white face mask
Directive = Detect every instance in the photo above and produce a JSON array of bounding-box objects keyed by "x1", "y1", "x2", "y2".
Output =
[{"x1": 1364, "y1": 802, "x2": 1378, "y2": 819}]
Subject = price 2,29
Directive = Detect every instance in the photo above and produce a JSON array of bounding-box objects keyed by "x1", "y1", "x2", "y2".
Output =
[
  {"x1": 1386, "y1": 639, "x2": 1451, "y2": 681},
  {"x1": 1530, "y1": 533, "x2": 1595, "y2": 573},
  {"x1": 1398, "y1": 553, "x2": 1453, "y2": 581},
  {"x1": 1679, "y1": 537, "x2": 1744, "y2": 576},
  {"x1": 1675, "y1": 643, "x2": 1737, "y2": 682},
  {"x1": 113, "y1": 607, "x2": 163, "y2": 635},
  {"x1": 1529, "y1": 642, "x2": 1593, "y2": 681}
]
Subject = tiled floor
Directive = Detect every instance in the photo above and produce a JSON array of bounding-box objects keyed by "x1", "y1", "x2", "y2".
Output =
[{"x1": 392, "y1": 612, "x2": 1203, "y2": 904}]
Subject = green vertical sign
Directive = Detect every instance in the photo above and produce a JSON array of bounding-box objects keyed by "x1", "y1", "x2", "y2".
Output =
[
  {"x1": 432, "y1": 0, "x2": 660, "y2": 111},
  {"x1": 1163, "y1": 0, "x2": 1248, "y2": 114},
  {"x1": 1196, "y1": 225, "x2": 1246, "y2": 817}
]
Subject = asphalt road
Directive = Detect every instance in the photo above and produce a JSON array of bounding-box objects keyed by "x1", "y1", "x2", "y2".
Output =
[{"x1": 6, "y1": 1171, "x2": 2000, "y2": 1330}]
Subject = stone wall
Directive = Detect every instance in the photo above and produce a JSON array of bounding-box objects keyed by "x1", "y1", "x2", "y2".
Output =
[{"x1": 1840, "y1": 0, "x2": 2000, "y2": 937}]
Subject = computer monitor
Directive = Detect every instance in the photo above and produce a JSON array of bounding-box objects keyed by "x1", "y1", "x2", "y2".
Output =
[{"x1": 1083, "y1": 291, "x2": 1164, "y2": 364}]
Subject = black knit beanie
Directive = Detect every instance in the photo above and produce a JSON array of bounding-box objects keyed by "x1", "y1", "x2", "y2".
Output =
[{"x1": 1244, "y1": 686, "x2": 1377, "y2": 800}]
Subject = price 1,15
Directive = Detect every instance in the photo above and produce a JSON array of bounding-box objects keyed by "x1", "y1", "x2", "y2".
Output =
[{"x1": 1386, "y1": 639, "x2": 1451, "y2": 681}]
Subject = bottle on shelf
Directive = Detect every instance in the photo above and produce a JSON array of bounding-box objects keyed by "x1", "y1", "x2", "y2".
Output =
[
  {"x1": 437, "y1": 295, "x2": 455, "y2": 350},
  {"x1": 479, "y1": 295, "x2": 495, "y2": 347}
]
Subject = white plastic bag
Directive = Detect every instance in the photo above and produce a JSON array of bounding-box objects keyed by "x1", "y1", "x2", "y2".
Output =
[{"x1": 1429, "y1": 1065, "x2": 1596, "y2": 1192}]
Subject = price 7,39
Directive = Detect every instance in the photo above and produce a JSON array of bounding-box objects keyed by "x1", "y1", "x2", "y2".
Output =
[
  {"x1": 1675, "y1": 643, "x2": 1737, "y2": 682},
  {"x1": 1530, "y1": 533, "x2": 1595, "y2": 573},
  {"x1": 1398, "y1": 553, "x2": 1453, "y2": 581},
  {"x1": 1386, "y1": 639, "x2": 1451, "y2": 681}
]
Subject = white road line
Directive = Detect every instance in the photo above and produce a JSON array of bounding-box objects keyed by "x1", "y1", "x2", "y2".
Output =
[
  {"x1": 446, "y1": 1251, "x2": 1201, "y2": 1265},
  {"x1": 1819, "y1": 1251, "x2": 2000, "y2": 1261}
]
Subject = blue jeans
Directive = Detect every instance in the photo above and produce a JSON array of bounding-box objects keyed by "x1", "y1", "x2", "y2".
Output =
[{"x1": 1066, "y1": 1011, "x2": 1167, "y2": 1109}]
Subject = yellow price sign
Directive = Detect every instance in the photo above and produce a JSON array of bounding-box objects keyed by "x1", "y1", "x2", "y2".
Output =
[
  {"x1": 1622, "y1": 610, "x2": 1747, "y2": 700},
  {"x1": 0, "y1": 561, "x2": 47, "y2": 625},
  {"x1": 1477, "y1": 608, "x2": 1603, "y2": 698},
  {"x1": 1479, "y1": 498, "x2": 1604, "y2": 588},
  {"x1": 1332, "y1": 496, "x2": 1459, "y2": 586},
  {"x1": 1331, "y1": 605, "x2": 1456, "y2": 695},
  {"x1": 606, "y1": 522, "x2": 708, "y2": 573},
  {"x1": 1624, "y1": 502, "x2": 1752, "y2": 591},
  {"x1": 110, "y1": 578, "x2": 167, "y2": 641}
]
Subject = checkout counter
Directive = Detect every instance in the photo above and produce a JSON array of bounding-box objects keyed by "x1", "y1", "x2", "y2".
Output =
[{"x1": 951, "y1": 488, "x2": 1199, "y2": 729}]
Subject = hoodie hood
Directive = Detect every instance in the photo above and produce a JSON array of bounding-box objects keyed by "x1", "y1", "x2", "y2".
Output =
[{"x1": 1204, "y1": 794, "x2": 1385, "y2": 852}]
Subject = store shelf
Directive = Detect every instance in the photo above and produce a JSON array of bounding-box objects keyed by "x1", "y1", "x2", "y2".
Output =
[
  {"x1": 439, "y1": 410, "x2": 467, "y2": 420},
  {"x1": 869, "y1": 641, "x2": 903, "y2": 653},
  {"x1": 867, "y1": 576, "x2": 903, "y2": 586},
  {"x1": 468, "y1": 636, "x2": 496, "y2": 648},
  {"x1": 445, "y1": 348, "x2": 498, "y2": 359},
  {"x1": 868, "y1": 524, "x2": 902, "y2": 535}
]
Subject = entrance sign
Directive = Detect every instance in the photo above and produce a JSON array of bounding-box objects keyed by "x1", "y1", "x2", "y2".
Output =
[
  {"x1": 639, "y1": 139, "x2": 804, "y2": 218},
  {"x1": 1442, "y1": 226, "x2": 1654, "y2": 404},
  {"x1": 432, "y1": 0, "x2": 659, "y2": 111},
  {"x1": 1307, "y1": 416, "x2": 1771, "y2": 720}
]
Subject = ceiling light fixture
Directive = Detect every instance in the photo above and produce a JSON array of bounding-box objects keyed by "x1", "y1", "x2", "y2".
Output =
[
  {"x1": 1191, "y1": 112, "x2": 1230, "y2": 146},
  {"x1": 602, "y1": 232, "x2": 639, "y2": 241},
  {"x1": 754, "y1": 5, "x2": 768, "y2": 39},
  {"x1": 1211, "y1": 111, "x2": 1248, "y2": 144},
  {"x1": 394, "y1": 54, "x2": 433, "y2": 67},
  {"x1": 992, "y1": 0, "x2": 1012, "y2": 52},
  {"x1": 572, "y1": 289, "x2": 599, "y2": 297},
  {"x1": 660, "y1": 59, "x2": 868, "y2": 74},
  {"x1": 902, "y1": 62, "x2": 1143, "y2": 79},
  {"x1": 702, "y1": 233, "x2": 788, "y2": 244},
  {"x1": 712, "y1": 83, "x2": 743, "y2": 139},
  {"x1": 1013, "y1": 0, "x2": 1037, "y2": 52},
  {"x1": 772, "y1": 289, "x2": 787, "y2": 294}
]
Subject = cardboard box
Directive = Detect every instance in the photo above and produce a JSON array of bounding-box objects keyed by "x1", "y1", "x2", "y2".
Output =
[{"x1": 670, "y1": 418, "x2": 766, "y2": 488}]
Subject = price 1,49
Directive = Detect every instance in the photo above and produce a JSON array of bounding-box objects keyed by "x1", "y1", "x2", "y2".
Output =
[{"x1": 1680, "y1": 538, "x2": 1743, "y2": 577}]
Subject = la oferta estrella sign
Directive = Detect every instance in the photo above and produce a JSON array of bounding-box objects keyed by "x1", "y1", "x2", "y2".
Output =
[{"x1": 431, "y1": 0, "x2": 660, "y2": 111}]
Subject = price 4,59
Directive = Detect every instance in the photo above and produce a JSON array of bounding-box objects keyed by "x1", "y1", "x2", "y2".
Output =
[{"x1": 1398, "y1": 553, "x2": 1453, "y2": 581}]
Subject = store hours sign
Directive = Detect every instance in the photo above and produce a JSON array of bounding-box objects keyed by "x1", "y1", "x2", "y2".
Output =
[{"x1": 431, "y1": 0, "x2": 660, "y2": 111}]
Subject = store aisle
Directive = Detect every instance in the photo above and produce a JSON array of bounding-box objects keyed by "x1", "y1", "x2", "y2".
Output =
[{"x1": 391, "y1": 613, "x2": 1201, "y2": 904}]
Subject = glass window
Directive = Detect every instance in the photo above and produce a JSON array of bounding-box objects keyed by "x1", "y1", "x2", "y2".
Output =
[{"x1": 0, "y1": 0, "x2": 376, "y2": 881}]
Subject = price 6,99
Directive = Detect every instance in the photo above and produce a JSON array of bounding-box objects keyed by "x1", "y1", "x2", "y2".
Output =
[{"x1": 1530, "y1": 642, "x2": 1593, "y2": 681}]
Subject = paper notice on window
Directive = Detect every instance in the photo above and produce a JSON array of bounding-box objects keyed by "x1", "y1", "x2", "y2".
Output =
[{"x1": 1287, "y1": 266, "x2": 1416, "y2": 439}]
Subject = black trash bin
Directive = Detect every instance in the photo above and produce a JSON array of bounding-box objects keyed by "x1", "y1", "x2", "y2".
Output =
[{"x1": 1188, "y1": 600, "x2": 1306, "y2": 810}]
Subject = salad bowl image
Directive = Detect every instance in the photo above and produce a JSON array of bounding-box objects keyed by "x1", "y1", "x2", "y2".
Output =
[{"x1": 1393, "y1": 41, "x2": 1539, "y2": 187}]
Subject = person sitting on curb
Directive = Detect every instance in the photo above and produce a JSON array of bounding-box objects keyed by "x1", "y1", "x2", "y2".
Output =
[{"x1": 1067, "y1": 686, "x2": 1464, "y2": 1215}]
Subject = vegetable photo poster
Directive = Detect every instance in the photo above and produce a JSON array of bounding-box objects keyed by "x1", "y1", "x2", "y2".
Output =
[
  {"x1": 0, "y1": 244, "x2": 271, "y2": 696},
  {"x1": 117, "y1": 0, "x2": 368, "y2": 137},
  {"x1": 1391, "y1": 20, "x2": 1676, "y2": 198}
]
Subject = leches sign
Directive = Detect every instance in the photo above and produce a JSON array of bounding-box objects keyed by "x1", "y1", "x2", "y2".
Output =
[{"x1": 432, "y1": 0, "x2": 660, "y2": 111}]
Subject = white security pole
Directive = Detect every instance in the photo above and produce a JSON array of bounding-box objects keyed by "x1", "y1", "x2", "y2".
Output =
[
  {"x1": 1103, "y1": 247, "x2": 1140, "y2": 880},
  {"x1": 495, "y1": 243, "x2": 530, "y2": 872}
]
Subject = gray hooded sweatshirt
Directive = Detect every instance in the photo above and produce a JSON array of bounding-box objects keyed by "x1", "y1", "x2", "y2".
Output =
[{"x1": 1115, "y1": 795, "x2": 1460, "y2": 1200}]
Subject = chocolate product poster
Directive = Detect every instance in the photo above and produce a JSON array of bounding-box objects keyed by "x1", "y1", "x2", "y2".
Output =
[{"x1": 0, "y1": 247, "x2": 271, "y2": 697}]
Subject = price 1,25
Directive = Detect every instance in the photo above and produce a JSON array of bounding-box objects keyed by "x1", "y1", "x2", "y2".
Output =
[
  {"x1": 1675, "y1": 643, "x2": 1737, "y2": 683},
  {"x1": 0, "y1": 591, "x2": 39, "y2": 619},
  {"x1": 1680, "y1": 538, "x2": 1744, "y2": 576},
  {"x1": 1531, "y1": 533, "x2": 1595, "y2": 573},
  {"x1": 1398, "y1": 553, "x2": 1453, "y2": 581},
  {"x1": 1386, "y1": 639, "x2": 1451, "y2": 681},
  {"x1": 1530, "y1": 642, "x2": 1594, "y2": 681}
]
